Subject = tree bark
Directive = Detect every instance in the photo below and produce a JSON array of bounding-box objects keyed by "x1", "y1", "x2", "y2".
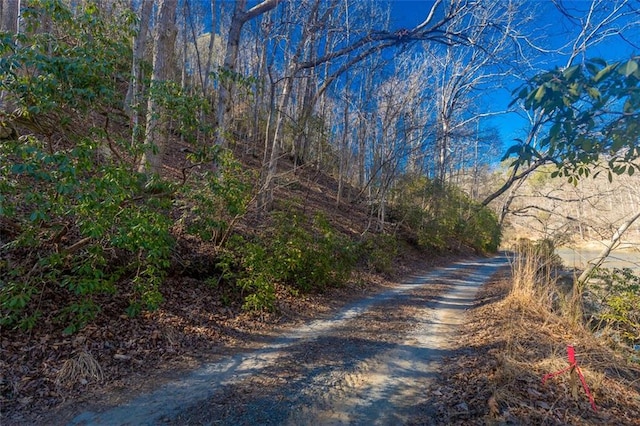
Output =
[
  {"x1": 577, "y1": 210, "x2": 640, "y2": 285},
  {"x1": 216, "y1": 0, "x2": 282, "y2": 146},
  {"x1": 0, "y1": 0, "x2": 19, "y2": 34},
  {"x1": 138, "y1": 0, "x2": 177, "y2": 175},
  {"x1": 202, "y1": 0, "x2": 219, "y2": 97},
  {"x1": 0, "y1": 0, "x2": 19, "y2": 111},
  {"x1": 125, "y1": 0, "x2": 153, "y2": 142},
  {"x1": 259, "y1": 70, "x2": 295, "y2": 211}
]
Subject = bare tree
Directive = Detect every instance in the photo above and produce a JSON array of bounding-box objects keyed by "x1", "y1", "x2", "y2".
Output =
[
  {"x1": 553, "y1": 0, "x2": 640, "y2": 67},
  {"x1": 258, "y1": 0, "x2": 533, "y2": 212},
  {"x1": 138, "y1": 0, "x2": 178, "y2": 175},
  {"x1": 125, "y1": 0, "x2": 153, "y2": 146},
  {"x1": 259, "y1": 0, "x2": 338, "y2": 211},
  {"x1": 482, "y1": 0, "x2": 640, "y2": 207},
  {"x1": 204, "y1": 1, "x2": 221, "y2": 91},
  {"x1": 417, "y1": 1, "x2": 528, "y2": 185},
  {"x1": 216, "y1": 0, "x2": 283, "y2": 146}
]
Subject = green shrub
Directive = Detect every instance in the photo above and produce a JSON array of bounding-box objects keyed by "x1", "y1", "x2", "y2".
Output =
[
  {"x1": 589, "y1": 268, "x2": 640, "y2": 346},
  {"x1": 216, "y1": 212, "x2": 358, "y2": 311},
  {"x1": 0, "y1": 136, "x2": 174, "y2": 333},
  {"x1": 359, "y1": 233, "x2": 399, "y2": 274},
  {"x1": 391, "y1": 176, "x2": 501, "y2": 253},
  {"x1": 1, "y1": 0, "x2": 134, "y2": 117},
  {"x1": 215, "y1": 235, "x2": 277, "y2": 311},
  {"x1": 463, "y1": 206, "x2": 502, "y2": 253},
  {"x1": 177, "y1": 149, "x2": 254, "y2": 245},
  {"x1": 0, "y1": 0, "x2": 229, "y2": 333},
  {"x1": 267, "y1": 212, "x2": 357, "y2": 292}
]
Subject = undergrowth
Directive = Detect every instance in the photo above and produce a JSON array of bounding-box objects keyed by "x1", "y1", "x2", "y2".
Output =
[
  {"x1": 507, "y1": 238, "x2": 563, "y2": 310},
  {"x1": 216, "y1": 211, "x2": 358, "y2": 311},
  {"x1": 0, "y1": 1, "x2": 250, "y2": 333},
  {"x1": 391, "y1": 175, "x2": 501, "y2": 253},
  {"x1": 508, "y1": 239, "x2": 640, "y2": 354},
  {"x1": 587, "y1": 268, "x2": 640, "y2": 348}
]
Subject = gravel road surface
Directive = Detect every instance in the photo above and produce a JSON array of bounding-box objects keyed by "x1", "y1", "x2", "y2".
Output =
[{"x1": 69, "y1": 255, "x2": 508, "y2": 425}]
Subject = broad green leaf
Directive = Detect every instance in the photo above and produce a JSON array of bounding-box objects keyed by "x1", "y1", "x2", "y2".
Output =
[
  {"x1": 594, "y1": 63, "x2": 618, "y2": 82},
  {"x1": 501, "y1": 144, "x2": 522, "y2": 161},
  {"x1": 562, "y1": 65, "x2": 580, "y2": 80},
  {"x1": 534, "y1": 85, "x2": 546, "y2": 102},
  {"x1": 549, "y1": 122, "x2": 561, "y2": 141},
  {"x1": 518, "y1": 87, "x2": 528, "y2": 99},
  {"x1": 629, "y1": 166, "x2": 635, "y2": 176},
  {"x1": 619, "y1": 60, "x2": 638, "y2": 77},
  {"x1": 611, "y1": 136, "x2": 624, "y2": 152},
  {"x1": 540, "y1": 136, "x2": 552, "y2": 148},
  {"x1": 30, "y1": 210, "x2": 45, "y2": 222},
  {"x1": 623, "y1": 99, "x2": 633, "y2": 114},
  {"x1": 568, "y1": 83, "x2": 580, "y2": 97},
  {"x1": 587, "y1": 87, "x2": 601, "y2": 100},
  {"x1": 508, "y1": 87, "x2": 528, "y2": 107},
  {"x1": 586, "y1": 62, "x2": 599, "y2": 76}
]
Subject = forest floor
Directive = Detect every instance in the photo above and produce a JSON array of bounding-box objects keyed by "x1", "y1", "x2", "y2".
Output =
[{"x1": 3, "y1": 252, "x2": 640, "y2": 425}]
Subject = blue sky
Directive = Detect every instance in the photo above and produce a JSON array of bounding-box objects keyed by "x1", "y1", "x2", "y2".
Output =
[
  {"x1": 216, "y1": 1, "x2": 638, "y2": 155},
  {"x1": 386, "y1": 0, "x2": 639, "y2": 148}
]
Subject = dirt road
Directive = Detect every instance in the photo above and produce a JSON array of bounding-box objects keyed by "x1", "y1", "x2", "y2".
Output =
[{"x1": 68, "y1": 255, "x2": 508, "y2": 425}]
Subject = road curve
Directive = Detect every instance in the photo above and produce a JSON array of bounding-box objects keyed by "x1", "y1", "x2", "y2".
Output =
[{"x1": 69, "y1": 255, "x2": 508, "y2": 426}]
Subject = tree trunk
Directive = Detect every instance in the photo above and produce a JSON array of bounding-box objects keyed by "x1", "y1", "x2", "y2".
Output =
[
  {"x1": 125, "y1": 0, "x2": 153, "y2": 145},
  {"x1": 260, "y1": 72, "x2": 294, "y2": 211},
  {"x1": 202, "y1": 0, "x2": 219, "y2": 98},
  {"x1": 577, "y1": 210, "x2": 640, "y2": 285},
  {"x1": 336, "y1": 74, "x2": 352, "y2": 206},
  {"x1": 180, "y1": 1, "x2": 189, "y2": 92},
  {"x1": 216, "y1": 0, "x2": 282, "y2": 146},
  {"x1": 0, "y1": 0, "x2": 19, "y2": 34},
  {"x1": 0, "y1": 0, "x2": 19, "y2": 111},
  {"x1": 138, "y1": 0, "x2": 177, "y2": 175}
]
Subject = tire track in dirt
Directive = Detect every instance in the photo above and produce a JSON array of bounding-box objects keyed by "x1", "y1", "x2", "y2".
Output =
[
  {"x1": 69, "y1": 255, "x2": 508, "y2": 425},
  {"x1": 287, "y1": 258, "x2": 507, "y2": 425}
]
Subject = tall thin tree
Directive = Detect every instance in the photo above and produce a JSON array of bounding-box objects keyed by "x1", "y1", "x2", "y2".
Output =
[
  {"x1": 125, "y1": 0, "x2": 153, "y2": 147},
  {"x1": 138, "y1": 0, "x2": 178, "y2": 175}
]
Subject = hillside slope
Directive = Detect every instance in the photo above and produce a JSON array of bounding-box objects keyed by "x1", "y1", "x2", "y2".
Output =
[{"x1": 0, "y1": 140, "x2": 467, "y2": 423}]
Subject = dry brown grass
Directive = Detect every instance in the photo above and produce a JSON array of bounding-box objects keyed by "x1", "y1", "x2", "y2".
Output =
[
  {"x1": 428, "y1": 259, "x2": 640, "y2": 425},
  {"x1": 507, "y1": 242, "x2": 558, "y2": 309},
  {"x1": 55, "y1": 351, "x2": 104, "y2": 389}
]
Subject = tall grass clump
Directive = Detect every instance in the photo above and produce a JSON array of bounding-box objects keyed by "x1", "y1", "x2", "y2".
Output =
[{"x1": 508, "y1": 239, "x2": 562, "y2": 309}]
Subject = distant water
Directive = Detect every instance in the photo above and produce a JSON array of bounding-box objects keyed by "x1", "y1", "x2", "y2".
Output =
[{"x1": 556, "y1": 248, "x2": 640, "y2": 272}]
